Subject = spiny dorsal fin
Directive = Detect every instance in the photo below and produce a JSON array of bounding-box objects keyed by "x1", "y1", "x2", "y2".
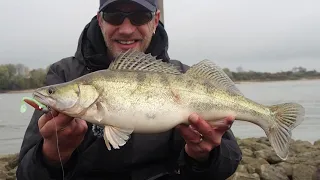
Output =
[
  {"x1": 109, "y1": 49, "x2": 182, "y2": 75},
  {"x1": 185, "y1": 59, "x2": 243, "y2": 96}
]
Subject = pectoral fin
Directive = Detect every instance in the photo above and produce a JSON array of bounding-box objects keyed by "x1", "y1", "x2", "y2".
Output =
[{"x1": 103, "y1": 126, "x2": 134, "y2": 150}]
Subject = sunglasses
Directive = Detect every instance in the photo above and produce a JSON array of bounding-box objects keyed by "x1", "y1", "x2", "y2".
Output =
[{"x1": 102, "y1": 11, "x2": 155, "y2": 26}]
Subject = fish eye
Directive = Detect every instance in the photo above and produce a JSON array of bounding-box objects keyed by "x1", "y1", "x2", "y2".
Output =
[{"x1": 48, "y1": 88, "x2": 55, "y2": 95}]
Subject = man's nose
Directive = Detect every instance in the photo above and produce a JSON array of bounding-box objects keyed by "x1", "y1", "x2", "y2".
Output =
[{"x1": 118, "y1": 18, "x2": 136, "y2": 35}]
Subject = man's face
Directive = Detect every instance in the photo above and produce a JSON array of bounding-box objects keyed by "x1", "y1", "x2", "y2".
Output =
[{"x1": 97, "y1": 2, "x2": 160, "y2": 59}]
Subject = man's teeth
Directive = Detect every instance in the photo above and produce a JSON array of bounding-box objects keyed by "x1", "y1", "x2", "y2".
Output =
[{"x1": 118, "y1": 40, "x2": 135, "y2": 45}]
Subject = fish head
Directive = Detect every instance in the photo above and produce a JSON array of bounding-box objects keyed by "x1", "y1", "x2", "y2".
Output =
[{"x1": 33, "y1": 82, "x2": 100, "y2": 116}]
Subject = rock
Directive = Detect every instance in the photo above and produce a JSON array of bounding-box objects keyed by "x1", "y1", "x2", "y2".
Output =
[
  {"x1": 238, "y1": 138, "x2": 272, "y2": 152},
  {"x1": 0, "y1": 153, "x2": 19, "y2": 180},
  {"x1": 230, "y1": 137, "x2": 320, "y2": 180},
  {"x1": 314, "y1": 140, "x2": 320, "y2": 146},
  {"x1": 7, "y1": 167, "x2": 17, "y2": 177},
  {"x1": 292, "y1": 164, "x2": 317, "y2": 180},
  {"x1": 257, "y1": 164, "x2": 289, "y2": 180},
  {"x1": 286, "y1": 150, "x2": 320, "y2": 166},
  {"x1": 297, "y1": 149, "x2": 320, "y2": 158},
  {"x1": 240, "y1": 156, "x2": 269, "y2": 175},
  {"x1": 241, "y1": 148, "x2": 254, "y2": 157},
  {"x1": 235, "y1": 165, "x2": 248, "y2": 173},
  {"x1": 227, "y1": 172, "x2": 260, "y2": 180},
  {"x1": 0, "y1": 154, "x2": 17, "y2": 163},
  {"x1": 290, "y1": 140, "x2": 316, "y2": 154},
  {"x1": 256, "y1": 137, "x2": 271, "y2": 146},
  {"x1": 0, "y1": 170, "x2": 8, "y2": 179},
  {"x1": 276, "y1": 162, "x2": 293, "y2": 177},
  {"x1": 5, "y1": 154, "x2": 18, "y2": 171},
  {"x1": 254, "y1": 149, "x2": 282, "y2": 164},
  {"x1": 1, "y1": 137, "x2": 319, "y2": 180},
  {"x1": 295, "y1": 150, "x2": 320, "y2": 166},
  {"x1": 245, "y1": 165, "x2": 256, "y2": 174}
]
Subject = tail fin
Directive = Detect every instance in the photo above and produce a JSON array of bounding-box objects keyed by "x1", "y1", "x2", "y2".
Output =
[{"x1": 267, "y1": 103, "x2": 305, "y2": 160}]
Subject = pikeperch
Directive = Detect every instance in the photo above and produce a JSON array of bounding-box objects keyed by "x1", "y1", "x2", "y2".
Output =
[{"x1": 32, "y1": 49, "x2": 305, "y2": 160}]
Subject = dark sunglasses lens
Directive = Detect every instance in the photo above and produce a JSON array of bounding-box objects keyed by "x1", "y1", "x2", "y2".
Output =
[
  {"x1": 103, "y1": 12, "x2": 125, "y2": 25},
  {"x1": 129, "y1": 12, "x2": 153, "y2": 25}
]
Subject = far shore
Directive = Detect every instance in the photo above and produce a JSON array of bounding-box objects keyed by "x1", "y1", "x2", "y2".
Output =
[
  {"x1": 0, "y1": 89, "x2": 35, "y2": 94},
  {"x1": 235, "y1": 78, "x2": 320, "y2": 84},
  {"x1": 1, "y1": 78, "x2": 319, "y2": 95}
]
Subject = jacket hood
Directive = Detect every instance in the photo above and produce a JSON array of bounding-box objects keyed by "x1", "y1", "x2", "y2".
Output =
[{"x1": 74, "y1": 16, "x2": 170, "y2": 71}]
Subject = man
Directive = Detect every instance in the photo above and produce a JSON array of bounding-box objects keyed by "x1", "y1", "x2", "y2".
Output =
[{"x1": 16, "y1": 0, "x2": 242, "y2": 179}]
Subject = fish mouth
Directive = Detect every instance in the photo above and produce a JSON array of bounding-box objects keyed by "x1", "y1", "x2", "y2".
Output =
[{"x1": 33, "y1": 91, "x2": 49, "y2": 106}]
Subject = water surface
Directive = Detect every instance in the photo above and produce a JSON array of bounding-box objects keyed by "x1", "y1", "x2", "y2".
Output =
[{"x1": 0, "y1": 80, "x2": 319, "y2": 155}]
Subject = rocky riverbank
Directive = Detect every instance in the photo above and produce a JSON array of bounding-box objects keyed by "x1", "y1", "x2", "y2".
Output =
[
  {"x1": 0, "y1": 137, "x2": 319, "y2": 180},
  {"x1": 0, "y1": 153, "x2": 18, "y2": 180},
  {"x1": 227, "y1": 137, "x2": 320, "y2": 180}
]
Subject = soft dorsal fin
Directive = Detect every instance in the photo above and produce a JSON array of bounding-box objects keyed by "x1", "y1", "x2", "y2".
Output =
[
  {"x1": 185, "y1": 59, "x2": 243, "y2": 96},
  {"x1": 108, "y1": 49, "x2": 182, "y2": 75}
]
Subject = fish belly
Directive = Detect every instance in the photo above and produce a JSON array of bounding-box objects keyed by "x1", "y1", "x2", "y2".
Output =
[{"x1": 100, "y1": 106, "x2": 190, "y2": 133}]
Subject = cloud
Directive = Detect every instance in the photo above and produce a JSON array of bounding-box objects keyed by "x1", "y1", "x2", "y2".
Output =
[{"x1": 0, "y1": 0, "x2": 319, "y2": 72}]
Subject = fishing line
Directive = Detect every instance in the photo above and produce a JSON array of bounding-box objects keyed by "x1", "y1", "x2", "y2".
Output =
[
  {"x1": 51, "y1": 110, "x2": 65, "y2": 180},
  {"x1": 20, "y1": 97, "x2": 65, "y2": 180}
]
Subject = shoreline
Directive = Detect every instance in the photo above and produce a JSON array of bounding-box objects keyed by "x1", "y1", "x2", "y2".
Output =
[
  {"x1": 0, "y1": 89, "x2": 35, "y2": 94},
  {"x1": 0, "y1": 137, "x2": 319, "y2": 179},
  {"x1": 234, "y1": 77, "x2": 320, "y2": 84},
  {"x1": 1, "y1": 78, "x2": 319, "y2": 94}
]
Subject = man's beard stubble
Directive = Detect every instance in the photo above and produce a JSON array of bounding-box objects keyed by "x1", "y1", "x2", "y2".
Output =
[{"x1": 101, "y1": 23, "x2": 155, "y2": 60}]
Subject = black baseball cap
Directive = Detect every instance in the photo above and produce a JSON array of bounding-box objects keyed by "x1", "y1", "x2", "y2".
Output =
[{"x1": 99, "y1": 0, "x2": 158, "y2": 12}]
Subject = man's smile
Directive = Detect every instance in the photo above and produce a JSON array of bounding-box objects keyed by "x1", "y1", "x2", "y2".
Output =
[{"x1": 114, "y1": 39, "x2": 141, "y2": 49}]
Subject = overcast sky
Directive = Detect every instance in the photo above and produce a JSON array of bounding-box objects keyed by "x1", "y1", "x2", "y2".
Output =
[{"x1": 0, "y1": 0, "x2": 319, "y2": 72}]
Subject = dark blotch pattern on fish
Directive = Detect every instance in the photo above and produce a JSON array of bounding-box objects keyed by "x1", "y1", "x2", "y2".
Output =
[
  {"x1": 136, "y1": 72, "x2": 147, "y2": 84},
  {"x1": 159, "y1": 73, "x2": 170, "y2": 86},
  {"x1": 189, "y1": 102, "x2": 216, "y2": 112},
  {"x1": 146, "y1": 113, "x2": 156, "y2": 120}
]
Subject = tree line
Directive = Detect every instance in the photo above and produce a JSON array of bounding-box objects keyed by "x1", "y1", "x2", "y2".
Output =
[
  {"x1": 223, "y1": 66, "x2": 320, "y2": 82},
  {"x1": 0, "y1": 63, "x2": 319, "y2": 92},
  {"x1": 0, "y1": 64, "x2": 48, "y2": 92}
]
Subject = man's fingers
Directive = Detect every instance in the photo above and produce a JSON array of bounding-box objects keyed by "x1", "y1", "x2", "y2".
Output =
[
  {"x1": 210, "y1": 116, "x2": 235, "y2": 130},
  {"x1": 43, "y1": 109, "x2": 59, "y2": 123},
  {"x1": 180, "y1": 113, "x2": 237, "y2": 161},
  {"x1": 38, "y1": 110, "x2": 59, "y2": 129},
  {"x1": 38, "y1": 114, "x2": 49, "y2": 130},
  {"x1": 188, "y1": 113, "x2": 213, "y2": 138},
  {"x1": 225, "y1": 116, "x2": 235, "y2": 125},
  {"x1": 40, "y1": 113, "x2": 74, "y2": 137},
  {"x1": 53, "y1": 113, "x2": 74, "y2": 128},
  {"x1": 176, "y1": 124, "x2": 202, "y2": 144},
  {"x1": 189, "y1": 139, "x2": 214, "y2": 154},
  {"x1": 73, "y1": 119, "x2": 88, "y2": 135}
]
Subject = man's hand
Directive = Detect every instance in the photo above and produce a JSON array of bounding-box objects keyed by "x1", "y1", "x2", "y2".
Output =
[
  {"x1": 38, "y1": 110, "x2": 88, "y2": 165},
  {"x1": 176, "y1": 113, "x2": 235, "y2": 162}
]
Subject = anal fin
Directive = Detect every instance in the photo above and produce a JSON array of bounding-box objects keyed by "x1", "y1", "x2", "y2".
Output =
[{"x1": 103, "y1": 126, "x2": 133, "y2": 150}]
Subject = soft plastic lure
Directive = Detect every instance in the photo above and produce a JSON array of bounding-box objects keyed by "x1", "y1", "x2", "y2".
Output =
[{"x1": 20, "y1": 97, "x2": 49, "y2": 113}]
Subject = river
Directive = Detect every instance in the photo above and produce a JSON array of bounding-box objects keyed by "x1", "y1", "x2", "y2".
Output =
[{"x1": 0, "y1": 80, "x2": 319, "y2": 155}]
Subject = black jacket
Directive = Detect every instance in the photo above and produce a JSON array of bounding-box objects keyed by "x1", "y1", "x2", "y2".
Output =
[{"x1": 16, "y1": 16, "x2": 242, "y2": 180}]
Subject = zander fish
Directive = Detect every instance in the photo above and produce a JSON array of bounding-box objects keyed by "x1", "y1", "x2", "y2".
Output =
[{"x1": 32, "y1": 50, "x2": 305, "y2": 160}]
